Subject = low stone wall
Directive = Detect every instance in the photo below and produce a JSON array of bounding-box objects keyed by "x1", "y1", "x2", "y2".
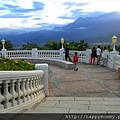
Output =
[{"x1": 14, "y1": 58, "x2": 74, "y2": 69}]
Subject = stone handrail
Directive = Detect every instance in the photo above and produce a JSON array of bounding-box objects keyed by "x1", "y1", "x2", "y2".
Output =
[
  {"x1": 24, "y1": 58, "x2": 74, "y2": 69},
  {"x1": 0, "y1": 64, "x2": 48, "y2": 113}
]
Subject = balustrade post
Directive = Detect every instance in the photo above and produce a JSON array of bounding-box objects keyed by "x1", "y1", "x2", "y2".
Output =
[
  {"x1": 32, "y1": 48, "x2": 38, "y2": 58},
  {"x1": 35, "y1": 64, "x2": 49, "y2": 96},
  {"x1": 85, "y1": 49, "x2": 92, "y2": 63},
  {"x1": 1, "y1": 49, "x2": 6, "y2": 58},
  {"x1": 59, "y1": 48, "x2": 64, "y2": 60},
  {"x1": 107, "y1": 51, "x2": 119, "y2": 69}
]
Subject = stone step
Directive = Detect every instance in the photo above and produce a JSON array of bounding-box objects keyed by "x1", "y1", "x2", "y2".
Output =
[{"x1": 23, "y1": 97, "x2": 120, "y2": 113}]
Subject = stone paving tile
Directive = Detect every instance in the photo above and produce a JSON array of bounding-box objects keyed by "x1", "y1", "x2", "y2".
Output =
[
  {"x1": 75, "y1": 97, "x2": 104, "y2": 101},
  {"x1": 89, "y1": 104, "x2": 120, "y2": 112},
  {"x1": 55, "y1": 92, "x2": 114, "y2": 97},
  {"x1": 89, "y1": 105, "x2": 107, "y2": 111},
  {"x1": 103, "y1": 97, "x2": 120, "y2": 101},
  {"x1": 55, "y1": 103, "x2": 89, "y2": 110},
  {"x1": 46, "y1": 97, "x2": 74, "y2": 101},
  {"x1": 105, "y1": 106, "x2": 120, "y2": 112},
  {"x1": 37, "y1": 101, "x2": 59, "y2": 107},
  {"x1": 59, "y1": 101, "x2": 90, "y2": 105},
  {"x1": 90, "y1": 101, "x2": 120, "y2": 105}
]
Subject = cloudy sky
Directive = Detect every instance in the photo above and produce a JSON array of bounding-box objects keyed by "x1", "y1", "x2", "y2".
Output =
[{"x1": 0, "y1": 0, "x2": 120, "y2": 30}]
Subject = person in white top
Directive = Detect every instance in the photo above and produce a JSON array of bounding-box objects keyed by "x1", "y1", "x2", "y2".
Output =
[
  {"x1": 101, "y1": 46, "x2": 109, "y2": 67},
  {"x1": 96, "y1": 45, "x2": 101, "y2": 65}
]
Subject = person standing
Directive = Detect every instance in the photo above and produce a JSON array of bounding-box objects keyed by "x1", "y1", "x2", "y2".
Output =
[
  {"x1": 101, "y1": 46, "x2": 109, "y2": 67},
  {"x1": 96, "y1": 45, "x2": 101, "y2": 65},
  {"x1": 64, "y1": 45, "x2": 72, "y2": 62},
  {"x1": 90, "y1": 47, "x2": 97, "y2": 64},
  {"x1": 73, "y1": 52, "x2": 79, "y2": 71}
]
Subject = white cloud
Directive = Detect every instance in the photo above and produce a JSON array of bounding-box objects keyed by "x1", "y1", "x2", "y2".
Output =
[
  {"x1": 0, "y1": 0, "x2": 120, "y2": 30},
  {"x1": 81, "y1": 0, "x2": 120, "y2": 12}
]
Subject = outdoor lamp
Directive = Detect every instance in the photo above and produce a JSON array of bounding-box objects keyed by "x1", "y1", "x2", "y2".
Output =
[
  {"x1": 112, "y1": 35, "x2": 117, "y2": 51},
  {"x1": 61, "y1": 38, "x2": 64, "y2": 49},
  {"x1": 2, "y1": 39, "x2": 5, "y2": 49}
]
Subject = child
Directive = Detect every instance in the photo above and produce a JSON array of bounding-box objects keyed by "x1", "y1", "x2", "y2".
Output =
[{"x1": 73, "y1": 52, "x2": 79, "y2": 71}]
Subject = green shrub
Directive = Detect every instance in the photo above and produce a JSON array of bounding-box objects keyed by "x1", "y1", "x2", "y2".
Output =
[{"x1": 0, "y1": 58, "x2": 35, "y2": 71}]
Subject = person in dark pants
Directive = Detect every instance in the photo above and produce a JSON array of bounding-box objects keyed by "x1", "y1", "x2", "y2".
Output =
[
  {"x1": 90, "y1": 47, "x2": 97, "y2": 64},
  {"x1": 65, "y1": 45, "x2": 72, "y2": 62}
]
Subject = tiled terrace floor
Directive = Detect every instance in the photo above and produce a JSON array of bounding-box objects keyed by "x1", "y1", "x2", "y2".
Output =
[{"x1": 48, "y1": 63, "x2": 120, "y2": 97}]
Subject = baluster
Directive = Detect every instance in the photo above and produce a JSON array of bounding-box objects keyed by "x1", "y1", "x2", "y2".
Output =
[
  {"x1": 10, "y1": 80, "x2": 18, "y2": 106},
  {"x1": 37, "y1": 76, "x2": 40, "y2": 95},
  {"x1": 29, "y1": 78, "x2": 34, "y2": 99},
  {"x1": 39, "y1": 76, "x2": 44, "y2": 94},
  {"x1": 27, "y1": 78, "x2": 31, "y2": 100},
  {"x1": 16, "y1": 79, "x2": 23, "y2": 104},
  {"x1": 3, "y1": 80, "x2": 12, "y2": 109},
  {"x1": 32, "y1": 78, "x2": 37, "y2": 97},
  {"x1": 25, "y1": 78, "x2": 31, "y2": 101},
  {"x1": 0, "y1": 82, "x2": 5, "y2": 110},
  {"x1": 34, "y1": 77, "x2": 38, "y2": 96},
  {"x1": 21, "y1": 78, "x2": 27, "y2": 103},
  {"x1": 35, "y1": 76, "x2": 39, "y2": 95}
]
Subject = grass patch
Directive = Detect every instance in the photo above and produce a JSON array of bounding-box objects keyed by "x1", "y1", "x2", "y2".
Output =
[{"x1": 0, "y1": 58, "x2": 35, "y2": 70}]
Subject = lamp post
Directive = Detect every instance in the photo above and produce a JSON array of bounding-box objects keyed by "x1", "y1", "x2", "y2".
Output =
[
  {"x1": 2, "y1": 39, "x2": 5, "y2": 50},
  {"x1": 61, "y1": 38, "x2": 64, "y2": 49},
  {"x1": 112, "y1": 35, "x2": 117, "y2": 52}
]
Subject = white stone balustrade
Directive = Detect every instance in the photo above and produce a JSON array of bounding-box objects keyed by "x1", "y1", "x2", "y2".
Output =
[
  {"x1": 1, "y1": 49, "x2": 120, "y2": 71},
  {"x1": 6, "y1": 50, "x2": 32, "y2": 58},
  {"x1": 37, "y1": 50, "x2": 60, "y2": 59},
  {"x1": 0, "y1": 67, "x2": 47, "y2": 113},
  {"x1": 69, "y1": 50, "x2": 86, "y2": 63},
  {"x1": 1, "y1": 49, "x2": 87, "y2": 62}
]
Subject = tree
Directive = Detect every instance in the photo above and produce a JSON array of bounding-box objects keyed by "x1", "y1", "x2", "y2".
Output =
[
  {"x1": 68, "y1": 41, "x2": 78, "y2": 50},
  {"x1": 0, "y1": 40, "x2": 14, "y2": 50},
  {"x1": 44, "y1": 40, "x2": 60, "y2": 50},
  {"x1": 77, "y1": 40, "x2": 89, "y2": 51},
  {"x1": 116, "y1": 45, "x2": 120, "y2": 54},
  {"x1": 20, "y1": 43, "x2": 41, "y2": 50}
]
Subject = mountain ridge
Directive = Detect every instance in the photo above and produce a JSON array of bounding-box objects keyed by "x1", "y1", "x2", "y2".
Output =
[{"x1": 0, "y1": 11, "x2": 120, "y2": 45}]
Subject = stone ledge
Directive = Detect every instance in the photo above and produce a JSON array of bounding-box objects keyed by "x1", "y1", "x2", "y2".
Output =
[{"x1": 14, "y1": 58, "x2": 74, "y2": 69}]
